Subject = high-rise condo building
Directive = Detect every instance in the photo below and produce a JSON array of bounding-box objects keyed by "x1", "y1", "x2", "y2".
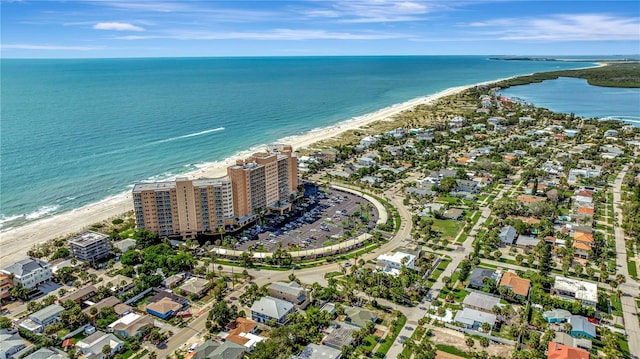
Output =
[
  {"x1": 132, "y1": 145, "x2": 298, "y2": 238},
  {"x1": 132, "y1": 177, "x2": 234, "y2": 238}
]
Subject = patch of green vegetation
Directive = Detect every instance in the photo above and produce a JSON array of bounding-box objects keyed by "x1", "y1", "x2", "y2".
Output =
[
  {"x1": 629, "y1": 261, "x2": 638, "y2": 278},
  {"x1": 375, "y1": 314, "x2": 406, "y2": 357},
  {"x1": 435, "y1": 344, "x2": 472, "y2": 359},
  {"x1": 495, "y1": 62, "x2": 640, "y2": 88},
  {"x1": 432, "y1": 219, "x2": 464, "y2": 241}
]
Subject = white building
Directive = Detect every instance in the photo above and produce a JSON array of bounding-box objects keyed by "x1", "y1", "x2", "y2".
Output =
[
  {"x1": 2, "y1": 258, "x2": 51, "y2": 290},
  {"x1": 68, "y1": 231, "x2": 111, "y2": 264},
  {"x1": 552, "y1": 276, "x2": 598, "y2": 308},
  {"x1": 376, "y1": 251, "x2": 416, "y2": 276}
]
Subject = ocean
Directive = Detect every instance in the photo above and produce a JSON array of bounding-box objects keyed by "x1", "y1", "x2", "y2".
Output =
[
  {"x1": 0, "y1": 56, "x2": 600, "y2": 230},
  {"x1": 498, "y1": 77, "x2": 640, "y2": 125}
]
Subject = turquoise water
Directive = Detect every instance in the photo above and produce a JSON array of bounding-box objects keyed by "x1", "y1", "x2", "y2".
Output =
[
  {"x1": 0, "y1": 56, "x2": 590, "y2": 229},
  {"x1": 499, "y1": 77, "x2": 640, "y2": 125}
]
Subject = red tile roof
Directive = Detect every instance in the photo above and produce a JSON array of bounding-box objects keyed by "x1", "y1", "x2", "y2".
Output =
[{"x1": 547, "y1": 342, "x2": 589, "y2": 359}]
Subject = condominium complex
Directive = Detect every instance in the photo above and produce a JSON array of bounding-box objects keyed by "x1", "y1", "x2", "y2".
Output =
[
  {"x1": 68, "y1": 231, "x2": 111, "y2": 263},
  {"x1": 132, "y1": 145, "x2": 297, "y2": 238}
]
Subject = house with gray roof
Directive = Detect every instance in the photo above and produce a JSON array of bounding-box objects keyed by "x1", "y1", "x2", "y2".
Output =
[
  {"x1": 343, "y1": 306, "x2": 378, "y2": 328},
  {"x1": 568, "y1": 315, "x2": 596, "y2": 339},
  {"x1": 454, "y1": 308, "x2": 496, "y2": 330},
  {"x1": 76, "y1": 331, "x2": 123, "y2": 359},
  {"x1": 499, "y1": 226, "x2": 517, "y2": 246},
  {"x1": 250, "y1": 296, "x2": 294, "y2": 325},
  {"x1": 293, "y1": 343, "x2": 342, "y2": 359},
  {"x1": 462, "y1": 292, "x2": 501, "y2": 313},
  {"x1": 23, "y1": 347, "x2": 67, "y2": 359},
  {"x1": 515, "y1": 235, "x2": 540, "y2": 249},
  {"x1": 0, "y1": 331, "x2": 27, "y2": 359},
  {"x1": 1, "y1": 258, "x2": 51, "y2": 290},
  {"x1": 268, "y1": 282, "x2": 310, "y2": 309},
  {"x1": 179, "y1": 277, "x2": 210, "y2": 298},
  {"x1": 58, "y1": 285, "x2": 96, "y2": 305},
  {"x1": 113, "y1": 239, "x2": 136, "y2": 253},
  {"x1": 191, "y1": 340, "x2": 246, "y2": 359},
  {"x1": 322, "y1": 322, "x2": 359, "y2": 349},
  {"x1": 19, "y1": 304, "x2": 64, "y2": 333},
  {"x1": 467, "y1": 268, "x2": 499, "y2": 291},
  {"x1": 553, "y1": 332, "x2": 592, "y2": 351}
]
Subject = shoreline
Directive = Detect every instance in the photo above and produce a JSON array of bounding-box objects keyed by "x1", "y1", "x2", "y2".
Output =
[{"x1": 0, "y1": 78, "x2": 508, "y2": 267}]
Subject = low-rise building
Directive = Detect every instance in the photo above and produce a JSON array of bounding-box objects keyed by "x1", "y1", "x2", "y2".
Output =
[
  {"x1": 250, "y1": 296, "x2": 295, "y2": 325},
  {"x1": 543, "y1": 309, "x2": 572, "y2": 323},
  {"x1": 467, "y1": 268, "x2": 499, "y2": 291},
  {"x1": 499, "y1": 272, "x2": 530, "y2": 298},
  {"x1": 547, "y1": 342, "x2": 589, "y2": 359},
  {"x1": 58, "y1": 285, "x2": 96, "y2": 305},
  {"x1": 552, "y1": 276, "x2": 597, "y2": 308},
  {"x1": 343, "y1": 306, "x2": 377, "y2": 328},
  {"x1": 553, "y1": 332, "x2": 592, "y2": 351},
  {"x1": 19, "y1": 304, "x2": 64, "y2": 333},
  {"x1": 499, "y1": 226, "x2": 517, "y2": 246},
  {"x1": 568, "y1": 315, "x2": 596, "y2": 339},
  {"x1": 1, "y1": 258, "x2": 51, "y2": 290},
  {"x1": 293, "y1": 343, "x2": 342, "y2": 359},
  {"x1": 0, "y1": 332, "x2": 27, "y2": 359},
  {"x1": 223, "y1": 318, "x2": 264, "y2": 351},
  {"x1": 454, "y1": 308, "x2": 496, "y2": 330},
  {"x1": 0, "y1": 274, "x2": 13, "y2": 300},
  {"x1": 108, "y1": 313, "x2": 154, "y2": 339},
  {"x1": 376, "y1": 251, "x2": 416, "y2": 276},
  {"x1": 322, "y1": 322, "x2": 359, "y2": 350},
  {"x1": 268, "y1": 282, "x2": 310, "y2": 309},
  {"x1": 68, "y1": 231, "x2": 111, "y2": 264},
  {"x1": 112, "y1": 239, "x2": 136, "y2": 253},
  {"x1": 76, "y1": 331, "x2": 123, "y2": 359},
  {"x1": 179, "y1": 277, "x2": 210, "y2": 298},
  {"x1": 146, "y1": 297, "x2": 183, "y2": 320},
  {"x1": 462, "y1": 292, "x2": 500, "y2": 313},
  {"x1": 23, "y1": 347, "x2": 67, "y2": 359},
  {"x1": 189, "y1": 340, "x2": 246, "y2": 359}
]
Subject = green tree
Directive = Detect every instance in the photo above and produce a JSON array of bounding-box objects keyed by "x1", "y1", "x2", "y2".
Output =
[{"x1": 465, "y1": 337, "x2": 475, "y2": 353}]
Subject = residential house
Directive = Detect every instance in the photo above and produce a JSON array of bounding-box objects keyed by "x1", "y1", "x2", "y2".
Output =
[
  {"x1": 499, "y1": 226, "x2": 517, "y2": 246},
  {"x1": 572, "y1": 191, "x2": 593, "y2": 205},
  {"x1": 517, "y1": 195, "x2": 546, "y2": 204},
  {"x1": 454, "y1": 308, "x2": 496, "y2": 330},
  {"x1": 162, "y1": 273, "x2": 185, "y2": 289},
  {"x1": 188, "y1": 340, "x2": 246, "y2": 359},
  {"x1": 224, "y1": 318, "x2": 264, "y2": 351},
  {"x1": 250, "y1": 296, "x2": 295, "y2": 325},
  {"x1": 293, "y1": 343, "x2": 342, "y2": 359},
  {"x1": 573, "y1": 242, "x2": 591, "y2": 260},
  {"x1": 604, "y1": 129, "x2": 619, "y2": 138},
  {"x1": 547, "y1": 342, "x2": 589, "y2": 359},
  {"x1": 0, "y1": 332, "x2": 27, "y2": 359},
  {"x1": 515, "y1": 235, "x2": 540, "y2": 249},
  {"x1": 112, "y1": 239, "x2": 136, "y2": 253},
  {"x1": 359, "y1": 136, "x2": 377, "y2": 149},
  {"x1": 179, "y1": 277, "x2": 210, "y2": 298},
  {"x1": 553, "y1": 332, "x2": 592, "y2": 351},
  {"x1": 462, "y1": 292, "x2": 500, "y2": 313},
  {"x1": 442, "y1": 208, "x2": 464, "y2": 220},
  {"x1": 552, "y1": 277, "x2": 597, "y2": 308},
  {"x1": 449, "y1": 116, "x2": 467, "y2": 128},
  {"x1": 1, "y1": 258, "x2": 52, "y2": 290},
  {"x1": 568, "y1": 316, "x2": 596, "y2": 339},
  {"x1": 23, "y1": 347, "x2": 67, "y2": 359},
  {"x1": 19, "y1": 304, "x2": 64, "y2": 333},
  {"x1": 146, "y1": 297, "x2": 183, "y2": 320},
  {"x1": 543, "y1": 309, "x2": 572, "y2": 323},
  {"x1": 467, "y1": 268, "x2": 499, "y2": 291},
  {"x1": 102, "y1": 274, "x2": 134, "y2": 296},
  {"x1": 83, "y1": 296, "x2": 126, "y2": 318},
  {"x1": 343, "y1": 306, "x2": 377, "y2": 328},
  {"x1": 455, "y1": 180, "x2": 479, "y2": 193},
  {"x1": 0, "y1": 274, "x2": 13, "y2": 300},
  {"x1": 268, "y1": 282, "x2": 310, "y2": 309},
  {"x1": 376, "y1": 251, "x2": 416, "y2": 276},
  {"x1": 108, "y1": 313, "x2": 154, "y2": 339},
  {"x1": 499, "y1": 272, "x2": 531, "y2": 299},
  {"x1": 322, "y1": 322, "x2": 359, "y2": 350},
  {"x1": 58, "y1": 285, "x2": 96, "y2": 305},
  {"x1": 76, "y1": 331, "x2": 123, "y2": 359}
]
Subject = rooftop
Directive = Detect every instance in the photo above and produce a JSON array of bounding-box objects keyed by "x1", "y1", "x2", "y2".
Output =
[
  {"x1": 30, "y1": 304, "x2": 64, "y2": 323},
  {"x1": 462, "y1": 292, "x2": 500, "y2": 312},
  {"x1": 68, "y1": 231, "x2": 109, "y2": 247},
  {"x1": 553, "y1": 276, "x2": 597, "y2": 303},
  {"x1": 499, "y1": 272, "x2": 531, "y2": 297},
  {"x1": 2, "y1": 257, "x2": 49, "y2": 276},
  {"x1": 547, "y1": 342, "x2": 590, "y2": 359},
  {"x1": 454, "y1": 307, "x2": 496, "y2": 327},
  {"x1": 293, "y1": 343, "x2": 342, "y2": 359},
  {"x1": 250, "y1": 296, "x2": 294, "y2": 320}
]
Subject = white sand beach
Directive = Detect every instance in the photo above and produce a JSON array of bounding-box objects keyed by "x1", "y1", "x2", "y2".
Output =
[{"x1": 0, "y1": 82, "x2": 480, "y2": 267}]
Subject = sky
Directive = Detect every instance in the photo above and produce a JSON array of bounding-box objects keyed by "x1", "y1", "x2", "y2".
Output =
[{"x1": 1, "y1": 0, "x2": 639, "y2": 58}]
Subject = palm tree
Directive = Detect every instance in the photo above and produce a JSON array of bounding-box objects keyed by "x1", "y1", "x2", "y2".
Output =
[{"x1": 465, "y1": 337, "x2": 475, "y2": 354}]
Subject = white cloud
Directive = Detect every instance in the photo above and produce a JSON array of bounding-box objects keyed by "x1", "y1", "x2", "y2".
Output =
[
  {"x1": 93, "y1": 22, "x2": 145, "y2": 31},
  {"x1": 114, "y1": 28, "x2": 405, "y2": 41},
  {"x1": 1, "y1": 44, "x2": 102, "y2": 50},
  {"x1": 299, "y1": 0, "x2": 449, "y2": 23},
  {"x1": 463, "y1": 14, "x2": 640, "y2": 41}
]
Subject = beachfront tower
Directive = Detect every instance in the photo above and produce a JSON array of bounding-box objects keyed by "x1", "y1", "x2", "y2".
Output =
[{"x1": 132, "y1": 177, "x2": 234, "y2": 238}]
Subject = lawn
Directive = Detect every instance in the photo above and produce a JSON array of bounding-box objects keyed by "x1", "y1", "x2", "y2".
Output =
[
  {"x1": 611, "y1": 293, "x2": 623, "y2": 317},
  {"x1": 432, "y1": 219, "x2": 464, "y2": 241},
  {"x1": 427, "y1": 258, "x2": 451, "y2": 284},
  {"x1": 629, "y1": 261, "x2": 638, "y2": 278},
  {"x1": 374, "y1": 314, "x2": 406, "y2": 357}
]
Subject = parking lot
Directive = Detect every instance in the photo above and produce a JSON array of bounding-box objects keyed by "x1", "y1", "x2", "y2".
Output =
[{"x1": 233, "y1": 188, "x2": 379, "y2": 253}]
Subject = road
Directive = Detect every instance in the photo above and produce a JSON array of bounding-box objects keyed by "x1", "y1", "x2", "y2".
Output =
[{"x1": 612, "y1": 166, "x2": 640, "y2": 359}]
